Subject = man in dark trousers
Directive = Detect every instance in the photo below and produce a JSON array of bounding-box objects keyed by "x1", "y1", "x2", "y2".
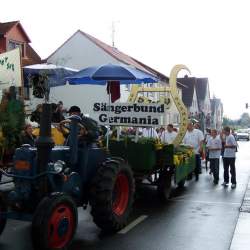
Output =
[
  {"x1": 222, "y1": 126, "x2": 237, "y2": 188},
  {"x1": 206, "y1": 129, "x2": 222, "y2": 184}
]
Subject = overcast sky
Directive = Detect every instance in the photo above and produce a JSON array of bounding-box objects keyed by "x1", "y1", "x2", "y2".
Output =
[{"x1": 1, "y1": 0, "x2": 249, "y2": 119}]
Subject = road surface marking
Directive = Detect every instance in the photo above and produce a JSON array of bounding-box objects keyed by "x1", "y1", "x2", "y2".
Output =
[{"x1": 118, "y1": 215, "x2": 148, "y2": 234}]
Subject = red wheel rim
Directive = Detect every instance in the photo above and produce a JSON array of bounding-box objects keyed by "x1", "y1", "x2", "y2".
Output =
[
  {"x1": 112, "y1": 173, "x2": 129, "y2": 216},
  {"x1": 48, "y1": 203, "x2": 74, "y2": 249}
]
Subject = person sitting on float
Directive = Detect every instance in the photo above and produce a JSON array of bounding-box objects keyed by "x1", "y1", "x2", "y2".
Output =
[
  {"x1": 59, "y1": 105, "x2": 99, "y2": 145},
  {"x1": 20, "y1": 124, "x2": 36, "y2": 147}
]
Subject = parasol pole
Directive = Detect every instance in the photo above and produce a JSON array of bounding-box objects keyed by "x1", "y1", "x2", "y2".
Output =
[{"x1": 106, "y1": 81, "x2": 111, "y2": 149}]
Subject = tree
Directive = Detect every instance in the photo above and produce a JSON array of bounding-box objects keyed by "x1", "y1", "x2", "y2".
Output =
[
  {"x1": 239, "y1": 113, "x2": 250, "y2": 127},
  {"x1": 223, "y1": 117, "x2": 238, "y2": 127}
]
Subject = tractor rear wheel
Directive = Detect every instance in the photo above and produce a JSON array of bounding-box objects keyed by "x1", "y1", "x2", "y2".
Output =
[
  {"x1": 32, "y1": 193, "x2": 78, "y2": 250},
  {"x1": 90, "y1": 161, "x2": 135, "y2": 232},
  {"x1": 157, "y1": 171, "x2": 172, "y2": 202},
  {"x1": 0, "y1": 195, "x2": 7, "y2": 236}
]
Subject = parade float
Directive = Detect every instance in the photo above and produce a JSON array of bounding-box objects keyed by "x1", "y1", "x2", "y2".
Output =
[{"x1": 105, "y1": 64, "x2": 196, "y2": 200}]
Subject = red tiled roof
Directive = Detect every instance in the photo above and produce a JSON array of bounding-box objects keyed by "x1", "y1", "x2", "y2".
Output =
[
  {"x1": 0, "y1": 21, "x2": 18, "y2": 34},
  {"x1": 0, "y1": 21, "x2": 31, "y2": 42}
]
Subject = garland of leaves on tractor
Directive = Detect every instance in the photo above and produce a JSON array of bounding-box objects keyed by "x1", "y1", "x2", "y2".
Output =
[{"x1": 0, "y1": 94, "x2": 25, "y2": 164}]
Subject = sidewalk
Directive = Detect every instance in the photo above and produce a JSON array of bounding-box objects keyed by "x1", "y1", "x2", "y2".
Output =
[{"x1": 230, "y1": 178, "x2": 250, "y2": 250}]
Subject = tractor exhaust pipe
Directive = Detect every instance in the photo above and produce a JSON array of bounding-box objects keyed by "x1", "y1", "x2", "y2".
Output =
[{"x1": 35, "y1": 104, "x2": 54, "y2": 193}]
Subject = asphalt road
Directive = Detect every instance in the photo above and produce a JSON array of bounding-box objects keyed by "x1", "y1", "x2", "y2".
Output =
[{"x1": 0, "y1": 140, "x2": 249, "y2": 250}]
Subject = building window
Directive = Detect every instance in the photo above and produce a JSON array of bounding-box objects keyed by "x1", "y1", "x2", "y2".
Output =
[{"x1": 8, "y1": 40, "x2": 25, "y2": 57}]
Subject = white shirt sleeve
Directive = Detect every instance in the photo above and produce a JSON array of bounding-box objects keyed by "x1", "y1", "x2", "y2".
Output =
[{"x1": 198, "y1": 130, "x2": 204, "y2": 142}]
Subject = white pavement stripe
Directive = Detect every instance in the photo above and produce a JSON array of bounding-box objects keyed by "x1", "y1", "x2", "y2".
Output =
[
  {"x1": 172, "y1": 199, "x2": 241, "y2": 206},
  {"x1": 118, "y1": 215, "x2": 148, "y2": 234}
]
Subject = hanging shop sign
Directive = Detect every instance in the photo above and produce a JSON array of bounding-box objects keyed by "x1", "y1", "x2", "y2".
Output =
[
  {"x1": 0, "y1": 48, "x2": 22, "y2": 90},
  {"x1": 93, "y1": 102, "x2": 166, "y2": 127}
]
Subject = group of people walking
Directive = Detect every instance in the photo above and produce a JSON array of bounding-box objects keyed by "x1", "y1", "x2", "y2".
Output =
[
  {"x1": 141, "y1": 122, "x2": 237, "y2": 188},
  {"x1": 186, "y1": 123, "x2": 237, "y2": 188},
  {"x1": 205, "y1": 126, "x2": 237, "y2": 188}
]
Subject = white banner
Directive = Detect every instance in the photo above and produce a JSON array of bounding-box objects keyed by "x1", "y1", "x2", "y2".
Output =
[
  {"x1": 0, "y1": 48, "x2": 22, "y2": 90},
  {"x1": 93, "y1": 102, "x2": 165, "y2": 127}
]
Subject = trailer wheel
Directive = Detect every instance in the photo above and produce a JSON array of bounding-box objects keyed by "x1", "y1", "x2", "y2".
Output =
[
  {"x1": 0, "y1": 195, "x2": 7, "y2": 236},
  {"x1": 157, "y1": 171, "x2": 172, "y2": 202},
  {"x1": 90, "y1": 161, "x2": 135, "y2": 232},
  {"x1": 32, "y1": 193, "x2": 77, "y2": 250}
]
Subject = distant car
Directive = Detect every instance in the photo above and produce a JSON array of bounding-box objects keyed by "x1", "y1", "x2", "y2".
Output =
[{"x1": 236, "y1": 130, "x2": 250, "y2": 141}]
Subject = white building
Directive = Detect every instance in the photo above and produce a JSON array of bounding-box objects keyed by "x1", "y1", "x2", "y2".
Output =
[
  {"x1": 43, "y1": 30, "x2": 181, "y2": 123},
  {"x1": 211, "y1": 97, "x2": 223, "y2": 130}
]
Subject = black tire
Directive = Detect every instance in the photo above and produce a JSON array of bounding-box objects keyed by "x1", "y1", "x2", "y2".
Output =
[
  {"x1": 157, "y1": 171, "x2": 172, "y2": 202},
  {"x1": 32, "y1": 193, "x2": 78, "y2": 250},
  {"x1": 187, "y1": 173, "x2": 193, "y2": 180},
  {"x1": 90, "y1": 160, "x2": 135, "y2": 232},
  {"x1": 0, "y1": 195, "x2": 7, "y2": 236},
  {"x1": 177, "y1": 178, "x2": 186, "y2": 188}
]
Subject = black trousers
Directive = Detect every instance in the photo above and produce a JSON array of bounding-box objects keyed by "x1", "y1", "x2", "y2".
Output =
[
  {"x1": 195, "y1": 154, "x2": 201, "y2": 177},
  {"x1": 210, "y1": 158, "x2": 219, "y2": 182},
  {"x1": 223, "y1": 157, "x2": 236, "y2": 184}
]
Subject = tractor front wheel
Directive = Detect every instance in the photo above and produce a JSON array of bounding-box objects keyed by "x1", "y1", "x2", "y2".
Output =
[
  {"x1": 32, "y1": 193, "x2": 78, "y2": 250},
  {"x1": 0, "y1": 195, "x2": 7, "y2": 236},
  {"x1": 90, "y1": 161, "x2": 135, "y2": 232}
]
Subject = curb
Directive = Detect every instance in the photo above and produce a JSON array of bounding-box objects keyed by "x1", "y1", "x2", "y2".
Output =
[
  {"x1": 240, "y1": 180, "x2": 250, "y2": 212},
  {"x1": 230, "y1": 177, "x2": 250, "y2": 250}
]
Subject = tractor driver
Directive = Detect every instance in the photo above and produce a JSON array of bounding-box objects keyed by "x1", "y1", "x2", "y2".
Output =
[{"x1": 59, "y1": 105, "x2": 99, "y2": 145}]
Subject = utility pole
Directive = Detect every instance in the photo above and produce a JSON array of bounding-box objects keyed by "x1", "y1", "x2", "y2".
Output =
[
  {"x1": 112, "y1": 21, "x2": 115, "y2": 47},
  {"x1": 111, "y1": 21, "x2": 120, "y2": 48}
]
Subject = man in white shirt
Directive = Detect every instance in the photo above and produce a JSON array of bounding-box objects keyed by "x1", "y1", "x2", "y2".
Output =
[
  {"x1": 207, "y1": 129, "x2": 222, "y2": 184},
  {"x1": 142, "y1": 127, "x2": 158, "y2": 139},
  {"x1": 183, "y1": 122, "x2": 204, "y2": 181},
  {"x1": 204, "y1": 128, "x2": 212, "y2": 172},
  {"x1": 160, "y1": 124, "x2": 177, "y2": 144},
  {"x1": 222, "y1": 126, "x2": 237, "y2": 188}
]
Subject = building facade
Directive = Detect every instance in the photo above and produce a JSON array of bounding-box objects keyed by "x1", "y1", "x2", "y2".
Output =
[
  {"x1": 45, "y1": 30, "x2": 181, "y2": 124},
  {"x1": 0, "y1": 21, "x2": 41, "y2": 66},
  {"x1": 211, "y1": 97, "x2": 223, "y2": 131}
]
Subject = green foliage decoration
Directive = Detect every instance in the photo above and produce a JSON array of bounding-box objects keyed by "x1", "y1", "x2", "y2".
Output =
[{"x1": 0, "y1": 97, "x2": 25, "y2": 161}]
